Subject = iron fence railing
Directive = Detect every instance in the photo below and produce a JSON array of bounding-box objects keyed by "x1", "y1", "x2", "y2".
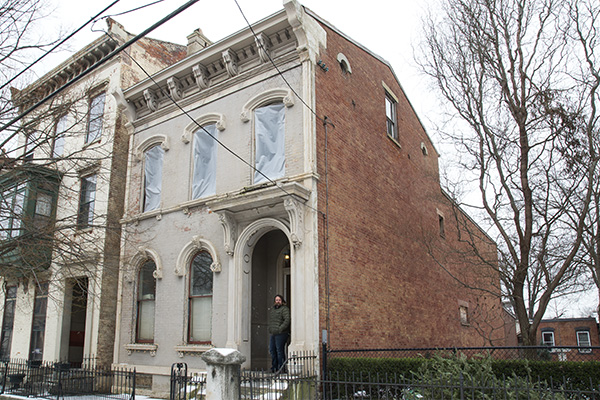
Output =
[
  {"x1": 170, "y1": 363, "x2": 207, "y2": 400},
  {"x1": 239, "y1": 351, "x2": 318, "y2": 399},
  {"x1": 322, "y1": 371, "x2": 600, "y2": 399},
  {"x1": 0, "y1": 358, "x2": 135, "y2": 400}
]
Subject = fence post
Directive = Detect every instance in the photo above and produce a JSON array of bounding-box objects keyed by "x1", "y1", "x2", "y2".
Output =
[
  {"x1": 322, "y1": 330, "x2": 328, "y2": 400},
  {"x1": 201, "y1": 348, "x2": 246, "y2": 400}
]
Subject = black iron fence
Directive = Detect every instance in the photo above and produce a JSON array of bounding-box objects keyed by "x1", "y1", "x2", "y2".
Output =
[
  {"x1": 239, "y1": 351, "x2": 318, "y2": 399},
  {"x1": 169, "y1": 363, "x2": 206, "y2": 400},
  {"x1": 322, "y1": 371, "x2": 600, "y2": 399},
  {"x1": 0, "y1": 358, "x2": 136, "y2": 400}
]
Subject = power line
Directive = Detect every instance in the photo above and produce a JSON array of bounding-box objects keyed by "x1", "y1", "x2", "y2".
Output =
[
  {"x1": 0, "y1": 0, "x2": 201, "y2": 150},
  {"x1": 0, "y1": 0, "x2": 122, "y2": 94}
]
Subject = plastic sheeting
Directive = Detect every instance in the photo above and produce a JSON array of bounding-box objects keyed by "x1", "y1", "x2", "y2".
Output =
[
  {"x1": 254, "y1": 103, "x2": 285, "y2": 184},
  {"x1": 144, "y1": 145, "x2": 164, "y2": 212},
  {"x1": 192, "y1": 124, "x2": 218, "y2": 199}
]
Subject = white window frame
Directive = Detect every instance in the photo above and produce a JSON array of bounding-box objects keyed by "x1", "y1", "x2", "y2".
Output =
[
  {"x1": 86, "y1": 92, "x2": 106, "y2": 144},
  {"x1": 542, "y1": 331, "x2": 555, "y2": 346},
  {"x1": 78, "y1": 174, "x2": 96, "y2": 229},
  {"x1": 576, "y1": 330, "x2": 592, "y2": 353}
]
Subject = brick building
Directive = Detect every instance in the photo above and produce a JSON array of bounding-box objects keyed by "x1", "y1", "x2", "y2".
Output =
[
  {"x1": 1, "y1": 19, "x2": 185, "y2": 366},
  {"x1": 538, "y1": 317, "x2": 599, "y2": 361},
  {"x1": 113, "y1": 0, "x2": 505, "y2": 394}
]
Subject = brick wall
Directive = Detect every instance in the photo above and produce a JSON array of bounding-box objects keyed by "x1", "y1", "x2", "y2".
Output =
[{"x1": 315, "y1": 23, "x2": 505, "y2": 350}]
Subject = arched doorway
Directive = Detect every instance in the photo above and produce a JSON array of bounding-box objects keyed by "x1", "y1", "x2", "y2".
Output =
[{"x1": 250, "y1": 229, "x2": 290, "y2": 370}]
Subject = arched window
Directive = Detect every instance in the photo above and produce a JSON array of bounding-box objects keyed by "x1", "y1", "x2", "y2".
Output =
[
  {"x1": 143, "y1": 145, "x2": 164, "y2": 212},
  {"x1": 136, "y1": 261, "x2": 156, "y2": 343},
  {"x1": 188, "y1": 251, "x2": 213, "y2": 343},
  {"x1": 254, "y1": 102, "x2": 285, "y2": 184}
]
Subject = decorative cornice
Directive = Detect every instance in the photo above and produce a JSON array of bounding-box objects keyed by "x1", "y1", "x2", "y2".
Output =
[
  {"x1": 143, "y1": 89, "x2": 158, "y2": 112},
  {"x1": 222, "y1": 48, "x2": 239, "y2": 77},
  {"x1": 256, "y1": 32, "x2": 272, "y2": 64},
  {"x1": 192, "y1": 64, "x2": 210, "y2": 91},
  {"x1": 167, "y1": 76, "x2": 183, "y2": 101}
]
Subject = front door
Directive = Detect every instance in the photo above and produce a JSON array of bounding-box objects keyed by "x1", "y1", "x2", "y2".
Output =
[{"x1": 250, "y1": 230, "x2": 290, "y2": 370}]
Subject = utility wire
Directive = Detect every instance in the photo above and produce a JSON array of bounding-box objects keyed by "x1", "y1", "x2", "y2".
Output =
[
  {"x1": 0, "y1": 0, "x2": 201, "y2": 149},
  {"x1": 0, "y1": 0, "x2": 122, "y2": 93},
  {"x1": 106, "y1": 27, "x2": 322, "y2": 214}
]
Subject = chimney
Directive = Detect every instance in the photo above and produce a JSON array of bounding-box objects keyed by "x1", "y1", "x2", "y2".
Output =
[{"x1": 187, "y1": 29, "x2": 212, "y2": 55}]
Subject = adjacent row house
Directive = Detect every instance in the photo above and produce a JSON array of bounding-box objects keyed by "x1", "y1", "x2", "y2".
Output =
[{"x1": 1, "y1": 19, "x2": 185, "y2": 366}]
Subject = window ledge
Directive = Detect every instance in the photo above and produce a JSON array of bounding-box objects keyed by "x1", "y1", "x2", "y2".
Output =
[
  {"x1": 125, "y1": 343, "x2": 158, "y2": 356},
  {"x1": 174, "y1": 344, "x2": 213, "y2": 357},
  {"x1": 387, "y1": 134, "x2": 401, "y2": 149}
]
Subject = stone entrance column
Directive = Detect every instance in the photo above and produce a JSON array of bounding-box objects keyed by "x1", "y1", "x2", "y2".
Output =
[{"x1": 201, "y1": 348, "x2": 246, "y2": 400}]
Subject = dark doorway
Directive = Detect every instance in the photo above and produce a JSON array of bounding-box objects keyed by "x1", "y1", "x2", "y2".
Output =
[
  {"x1": 68, "y1": 278, "x2": 88, "y2": 367},
  {"x1": 250, "y1": 230, "x2": 289, "y2": 370}
]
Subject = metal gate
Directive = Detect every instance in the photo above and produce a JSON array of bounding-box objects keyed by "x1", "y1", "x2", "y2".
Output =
[{"x1": 170, "y1": 362, "x2": 206, "y2": 400}]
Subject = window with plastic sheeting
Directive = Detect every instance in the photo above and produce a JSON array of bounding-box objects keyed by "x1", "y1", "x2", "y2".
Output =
[
  {"x1": 188, "y1": 251, "x2": 213, "y2": 343},
  {"x1": 136, "y1": 261, "x2": 156, "y2": 343},
  {"x1": 192, "y1": 124, "x2": 218, "y2": 199},
  {"x1": 254, "y1": 102, "x2": 285, "y2": 184},
  {"x1": 143, "y1": 145, "x2": 164, "y2": 212}
]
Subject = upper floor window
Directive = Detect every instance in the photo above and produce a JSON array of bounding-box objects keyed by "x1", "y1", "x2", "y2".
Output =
[
  {"x1": 77, "y1": 174, "x2": 96, "y2": 229},
  {"x1": 188, "y1": 251, "x2": 213, "y2": 343},
  {"x1": 192, "y1": 124, "x2": 218, "y2": 199},
  {"x1": 86, "y1": 92, "x2": 106, "y2": 144},
  {"x1": 52, "y1": 114, "x2": 68, "y2": 158},
  {"x1": 137, "y1": 260, "x2": 156, "y2": 343},
  {"x1": 143, "y1": 145, "x2": 164, "y2": 212},
  {"x1": 24, "y1": 131, "x2": 40, "y2": 161},
  {"x1": 541, "y1": 330, "x2": 555, "y2": 346},
  {"x1": 254, "y1": 102, "x2": 285, "y2": 184},
  {"x1": 577, "y1": 330, "x2": 592, "y2": 353},
  {"x1": 0, "y1": 184, "x2": 25, "y2": 239},
  {"x1": 385, "y1": 92, "x2": 397, "y2": 141}
]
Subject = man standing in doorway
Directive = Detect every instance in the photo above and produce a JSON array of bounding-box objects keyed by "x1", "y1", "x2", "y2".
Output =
[{"x1": 268, "y1": 294, "x2": 290, "y2": 373}]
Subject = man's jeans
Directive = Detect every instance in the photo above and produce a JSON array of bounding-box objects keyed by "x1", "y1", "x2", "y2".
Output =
[{"x1": 269, "y1": 332, "x2": 289, "y2": 372}]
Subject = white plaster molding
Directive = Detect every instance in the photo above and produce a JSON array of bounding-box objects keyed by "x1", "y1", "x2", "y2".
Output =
[
  {"x1": 174, "y1": 345, "x2": 213, "y2": 358},
  {"x1": 222, "y1": 48, "x2": 239, "y2": 77},
  {"x1": 174, "y1": 236, "x2": 221, "y2": 276},
  {"x1": 134, "y1": 135, "x2": 169, "y2": 162},
  {"x1": 192, "y1": 64, "x2": 209, "y2": 91},
  {"x1": 111, "y1": 88, "x2": 136, "y2": 134},
  {"x1": 283, "y1": 0, "x2": 327, "y2": 64},
  {"x1": 217, "y1": 211, "x2": 237, "y2": 256},
  {"x1": 181, "y1": 113, "x2": 226, "y2": 144},
  {"x1": 284, "y1": 198, "x2": 304, "y2": 248},
  {"x1": 143, "y1": 88, "x2": 158, "y2": 112},
  {"x1": 336, "y1": 53, "x2": 352, "y2": 74},
  {"x1": 240, "y1": 88, "x2": 294, "y2": 122},
  {"x1": 129, "y1": 246, "x2": 163, "y2": 279},
  {"x1": 255, "y1": 32, "x2": 272, "y2": 64},
  {"x1": 167, "y1": 76, "x2": 183, "y2": 101},
  {"x1": 125, "y1": 343, "x2": 158, "y2": 356}
]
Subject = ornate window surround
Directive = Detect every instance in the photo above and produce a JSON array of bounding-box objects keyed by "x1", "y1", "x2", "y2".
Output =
[
  {"x1": 181, "y1": 113, "x2": 226, "y2": 144},
  {"x1": 134, "y1": 135, "x2": 169, "y2": 163},
  {"x1": 240, "y1": 88, "x2": 294, "y2": 123},
  {"x1": 175, "y1": 236, "x2": 220, "y2": 276}
]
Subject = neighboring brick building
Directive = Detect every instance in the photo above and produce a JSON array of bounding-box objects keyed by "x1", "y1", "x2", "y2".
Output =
[
  {"x1": 538, "y1": 317, "x2": 599, "y2": 361},
  {"x1": 1, "y1": 19, "x2": 185, "y2": 366},
  {"x1": 113, "y1": 0, "x2": 504, "y2": 394}
]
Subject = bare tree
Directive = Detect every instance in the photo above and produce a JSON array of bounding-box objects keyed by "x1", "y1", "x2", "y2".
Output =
[{"x1": 418, "y1": 0, "x2": 600, "y2": 345}]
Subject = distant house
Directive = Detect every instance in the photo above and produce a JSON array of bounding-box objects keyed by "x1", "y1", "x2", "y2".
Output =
[
  {"x1": 113, "y1": 0, "x2": 506, "y2": 395},
  {"x1": 2, "y1": 19, "x2": 185, "y2": 366},
  {"x1": 538, "y1": 317, "x2": 599, "y2": 361}
]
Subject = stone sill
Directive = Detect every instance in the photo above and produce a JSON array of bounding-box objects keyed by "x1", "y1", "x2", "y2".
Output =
[{"x1": 125, "y1": 343, "x2": 158, "y2": 356}]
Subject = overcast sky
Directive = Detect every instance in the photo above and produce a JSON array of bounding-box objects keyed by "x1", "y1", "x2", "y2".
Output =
[{"x1": 35, "y1": 0, "x2": 595, "y2": 318}]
